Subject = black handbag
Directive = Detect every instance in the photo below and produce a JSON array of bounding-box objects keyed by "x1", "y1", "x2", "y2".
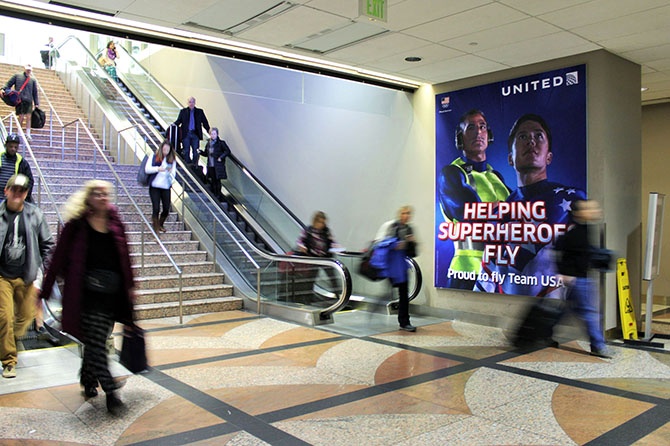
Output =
[
  {"x1": 119, "y1": 324, "x2": 148, "y2": 373},
  {"x1": 31, "y1": 107, "x2": 46, "y2": 129}
]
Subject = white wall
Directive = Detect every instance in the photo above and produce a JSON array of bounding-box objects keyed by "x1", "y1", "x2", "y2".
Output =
[{"x1": 142, "y1": 48, "x2": 431, "y2": 251}]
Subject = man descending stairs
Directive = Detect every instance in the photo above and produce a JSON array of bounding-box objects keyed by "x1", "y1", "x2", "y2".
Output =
[{"x1": 0, "y1": 63, "x2": 242, "y2": 321}]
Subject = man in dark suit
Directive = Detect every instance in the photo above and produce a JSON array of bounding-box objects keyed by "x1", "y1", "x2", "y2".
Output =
[{"x1": 173, "y1": 97, "x2": 210, "y2": 165}]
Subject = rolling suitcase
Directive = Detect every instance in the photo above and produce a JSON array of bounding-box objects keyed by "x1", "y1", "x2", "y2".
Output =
[{"x1": 513, "y1": 297, "x2": 565, "y2": 348}]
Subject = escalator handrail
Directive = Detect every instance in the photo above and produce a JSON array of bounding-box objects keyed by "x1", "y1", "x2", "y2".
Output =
[
  {"x1": 60, "y1": 36, "x2": 351, "y2": 317},
  {"x1": 111, "y1": 43, "x2": 307, "y2": 231},
  {"x1": 172, "y1": 164, "x2": 352, "y2": 318},
  {"x1": 336, "y1": 250, "x2": 423, "y2": 303}
]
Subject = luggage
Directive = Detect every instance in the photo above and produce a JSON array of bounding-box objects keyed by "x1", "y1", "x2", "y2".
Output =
[
  {"x1": 31, "y1": 107, "x2": 46, "y2": 128},
  {"x1": 137, "y1": 155, "x2": 155, "y2": 186},
  {"x1": 512, "y1": 297, "x2": 565, "y2": 348},
  {"x1": 2, "y1": 89, "x2": 21, "y2": 106}
]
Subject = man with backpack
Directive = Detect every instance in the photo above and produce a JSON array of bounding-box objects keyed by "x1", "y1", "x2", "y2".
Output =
[{"x1": 1, "y1": 65, "x2": 40, "y2": 142}]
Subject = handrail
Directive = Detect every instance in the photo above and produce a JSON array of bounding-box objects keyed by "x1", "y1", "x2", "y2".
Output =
[
  {"x1": 74, "y1": 117, "x2": 183, "y2": 270},
  {"x1": 56, "y1": 36, "x2": 353, "y2": 318},
  {"x1": 114, "y1": 42, "x2": 306, "y2": 231},
  {"x1": 336, "y1": 250, "x2": 423, "y2": 303},
  {"x1": 1, "y1": 113, "x2": 65, "y2": 326},
  {"x1": 0, "y1": 113, "x2": 64, "y2": 228},
  {"x1": 34, "y1": 73, "x2": 64, "y2": 148},
  {"x1": 173, "y1": 160, "x2": 351, "y2": 317}
]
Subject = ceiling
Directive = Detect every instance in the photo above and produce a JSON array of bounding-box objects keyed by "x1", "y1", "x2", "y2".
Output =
[{"x1": 22, "y1": 0, "x2": 670, "y2": 104}]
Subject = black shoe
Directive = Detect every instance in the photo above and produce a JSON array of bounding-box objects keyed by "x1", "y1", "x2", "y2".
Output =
[
  {"x1": 106, "y1": 392, "x2": 124, "y2": 414},
  {"x1": 543, "y1": 338, "x2": 559, "y2": 348},
  {"x1": 84, "y1": 386, "x2": 98, "y2": 398},
  {"x1": 399, "y1": 324, "x2": 416, "y2": 332},
  {"x1": 590, "y1": 348, "x2": 612, "y2": 359}
]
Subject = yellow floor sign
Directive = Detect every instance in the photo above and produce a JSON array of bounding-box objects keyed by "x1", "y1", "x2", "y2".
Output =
[{"x1": 616, "y1": 258, "x2": 638, "y2": 340}]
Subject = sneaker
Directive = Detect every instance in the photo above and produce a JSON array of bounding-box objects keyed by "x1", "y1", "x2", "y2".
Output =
[
  {"x1": 399, "y1": 324, "x2": 417, "y2": 332},
  {"x1": 590, "y1": 348, "x2": 612, "y2": 359},
  {"x1": 2, "y1": 364, "x2": 16, "y2": 378}
]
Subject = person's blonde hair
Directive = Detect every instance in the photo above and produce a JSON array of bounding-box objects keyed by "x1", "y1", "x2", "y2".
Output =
[
  {"x1": 61, "y1": 180, "x2": 114, "y2": 222},
  {"x1": 397, "y1": 205, "x2": 412, "y2": 219}
]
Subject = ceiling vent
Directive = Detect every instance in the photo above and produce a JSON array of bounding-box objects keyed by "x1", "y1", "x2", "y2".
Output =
[
  {"x1": 49, "y1": 1, "x2": 117, "y2": 16},
  {"x1": 185, "y1": 1, "x2": 296, "y2": 36},
  {"x1": 287, "y1": 21, "x2": 387, "y2": 54}
]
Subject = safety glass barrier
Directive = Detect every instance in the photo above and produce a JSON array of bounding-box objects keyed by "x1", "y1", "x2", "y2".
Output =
[
  {"x1": 224, "y1": 159, "x2": 301, "y2": 253},
  {"x1": 176, "y1": 168, "x2": 349, "y2": 313}
]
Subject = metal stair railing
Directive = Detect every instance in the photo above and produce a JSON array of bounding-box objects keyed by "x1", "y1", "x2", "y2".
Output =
[{"x1": 54, "y1": 36, "x2": 356, "y2": 321}]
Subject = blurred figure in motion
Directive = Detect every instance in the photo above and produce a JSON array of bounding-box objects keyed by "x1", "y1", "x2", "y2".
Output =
[
  {"x1": 555, "y1": 199, "x2": 611, "y2": 358},
  {"x1": 381, "y1": 205, "x2": 418, "y2": 332},
  {"x1": 0, "y1": 174, "x2": 53, "y2": 379},
  {"x1": 40, "y1": 180, "x2": 137, "y2": 414}
]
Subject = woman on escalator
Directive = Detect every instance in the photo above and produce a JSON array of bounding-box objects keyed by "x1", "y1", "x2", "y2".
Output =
[
  {"x1": 200, "y1": 127, "x2": 230, "y2": 201},
  {"x1": 145, "y1": 140, "x2": 177, "y2": 233},
  {"x1": 293, "y1": 211, "x2": 340, "y2": 303}
]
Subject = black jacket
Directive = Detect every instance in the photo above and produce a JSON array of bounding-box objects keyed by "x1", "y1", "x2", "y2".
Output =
[{"x1": 173, "y1": 106, "x2": 210, "y2": 140}]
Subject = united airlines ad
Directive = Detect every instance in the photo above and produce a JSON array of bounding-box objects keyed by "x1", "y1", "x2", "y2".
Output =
[{"x1": 434, "y1": 65, "x2": 587, "y2": 297}]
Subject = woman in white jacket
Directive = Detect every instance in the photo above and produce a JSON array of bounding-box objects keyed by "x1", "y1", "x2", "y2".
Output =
[{"x1": 144, "y1": 140, "x2": 177, "y2": 233}]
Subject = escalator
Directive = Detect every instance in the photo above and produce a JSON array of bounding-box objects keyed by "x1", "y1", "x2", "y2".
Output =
[{"x1": 53, "y1": 36, "x2": 422, "y2": 325}]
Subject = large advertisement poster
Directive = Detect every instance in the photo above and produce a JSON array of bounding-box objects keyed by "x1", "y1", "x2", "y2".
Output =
[{"x1": 435, "y1": 65, "x2": 587, "y2": 297}]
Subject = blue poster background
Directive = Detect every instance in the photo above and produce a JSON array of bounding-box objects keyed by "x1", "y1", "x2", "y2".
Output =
[{"x1": 434, "y1": 64, "x2": 587, "y2": 293}]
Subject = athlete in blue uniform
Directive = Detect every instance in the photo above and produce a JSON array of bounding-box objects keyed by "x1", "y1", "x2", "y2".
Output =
[
  {"x1": 476, "y1": 114, "x2": 586, "y2": 296},
  {"x1": 437, "y1": 110, "x2": 510, "y2": 289}
]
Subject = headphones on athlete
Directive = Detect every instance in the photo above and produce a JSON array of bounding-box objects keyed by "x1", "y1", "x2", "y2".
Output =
[
  {"x1": 455, "y1": 110, "x2": 494, "y2": 150},
  {"x1": 455, "y1": 125, "x2": 494, "y2": 150}
]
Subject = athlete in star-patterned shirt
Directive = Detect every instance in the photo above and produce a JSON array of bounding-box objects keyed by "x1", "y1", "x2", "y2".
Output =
[{"x1": 475, "y1": 114, "x2": 586, "y2": 296}]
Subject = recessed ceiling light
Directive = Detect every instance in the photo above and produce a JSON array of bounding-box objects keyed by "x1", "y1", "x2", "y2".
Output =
[
  {"x1": 405, "y1": 56, "x2": 422, "y2": 62},
  {"x1": 641, "y1": 87, "x2": 649, "y2": 92}
]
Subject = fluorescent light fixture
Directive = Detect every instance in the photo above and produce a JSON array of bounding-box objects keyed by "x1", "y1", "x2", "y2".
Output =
[{"x1": 0, "y1": 0, "x2": 423, "y2": 89}]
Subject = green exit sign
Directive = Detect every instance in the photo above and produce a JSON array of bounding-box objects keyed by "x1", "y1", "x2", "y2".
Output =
[{"x1": 359, "y1": 0, "x2": 387, "y2": 22}]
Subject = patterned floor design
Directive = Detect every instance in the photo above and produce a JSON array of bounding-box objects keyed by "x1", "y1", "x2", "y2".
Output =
[{"x1": 0, "y1": 310, "x2": 668, "y2": 445}]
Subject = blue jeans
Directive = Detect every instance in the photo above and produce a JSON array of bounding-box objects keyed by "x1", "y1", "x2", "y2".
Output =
[
  {"x1": 182, "y1": 131, "x2": 200, "y2": 164},
  {"x1": 566, "y1": 277, "x2": 606, "y2": 351}
]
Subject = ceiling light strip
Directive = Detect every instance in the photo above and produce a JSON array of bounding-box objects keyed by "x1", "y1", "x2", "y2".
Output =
[{"x1": 0, "y1": 0, "x2": 422, "y2": 90}]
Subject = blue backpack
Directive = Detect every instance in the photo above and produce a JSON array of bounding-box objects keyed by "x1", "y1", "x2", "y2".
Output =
[{"x1": 359, "y1": 237, "x2": 397, "y2": 281}]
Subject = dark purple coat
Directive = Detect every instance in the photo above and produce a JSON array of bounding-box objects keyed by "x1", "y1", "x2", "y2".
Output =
[{"x1": 39, "y1": 206, "x2": 135, "y2": 340}]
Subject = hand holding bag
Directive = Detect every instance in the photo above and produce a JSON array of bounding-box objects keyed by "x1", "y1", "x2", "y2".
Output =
[{"x1": 119, "y1": 324, "x2": 148, "y2": 373}]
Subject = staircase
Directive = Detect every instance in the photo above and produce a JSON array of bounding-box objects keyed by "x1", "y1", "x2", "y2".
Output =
[{"x1": 0, "y1": 63, "x2": 242, "y2": 319}]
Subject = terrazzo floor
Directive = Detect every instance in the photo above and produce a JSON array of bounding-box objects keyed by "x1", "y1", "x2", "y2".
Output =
[{"x1": 0, "y1": 310, "x2": 669, "y2": 445}]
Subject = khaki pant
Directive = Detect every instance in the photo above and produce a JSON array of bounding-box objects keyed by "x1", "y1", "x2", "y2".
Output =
[{"x1": 0, "y1": 277, "x2": 35, "y2": 367}]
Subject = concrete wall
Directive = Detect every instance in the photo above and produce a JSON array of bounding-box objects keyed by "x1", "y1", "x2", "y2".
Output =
[{"x1": 642, "y1": 103, "x2": 670, "y2": 297}]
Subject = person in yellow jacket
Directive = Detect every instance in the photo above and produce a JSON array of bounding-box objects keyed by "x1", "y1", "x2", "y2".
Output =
[
  {"x1": 437, "y1": 110, "x2": 509, "y2": 289},
  {"x1": 0, "y1": 134, "x2": 34, "y2": 203}
]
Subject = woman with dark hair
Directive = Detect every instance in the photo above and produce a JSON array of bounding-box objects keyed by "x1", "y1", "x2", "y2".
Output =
[
  {"x1": 40, "y1": 180, "x2": 136, "y2": 414},
  {"x1": 145, "y1": 140, "x2": 177, "y2": 232},
  {"x1": 200, "y1": 127, "x2": 231, "y2": 200},
  {"x1": 293, "y1": 211, "x2": 340, "y2": 302}
]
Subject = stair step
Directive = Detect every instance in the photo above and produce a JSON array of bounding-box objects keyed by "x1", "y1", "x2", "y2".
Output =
[
  {"x1": 135, "y1": 283, "x2": 234, "y2": 304},
  {"x1": 134, "y1": 296, "x2": 243, "y2": 320},
  {"x1": 1, "y1": 62, "x2": 243, "y2": 320}
]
